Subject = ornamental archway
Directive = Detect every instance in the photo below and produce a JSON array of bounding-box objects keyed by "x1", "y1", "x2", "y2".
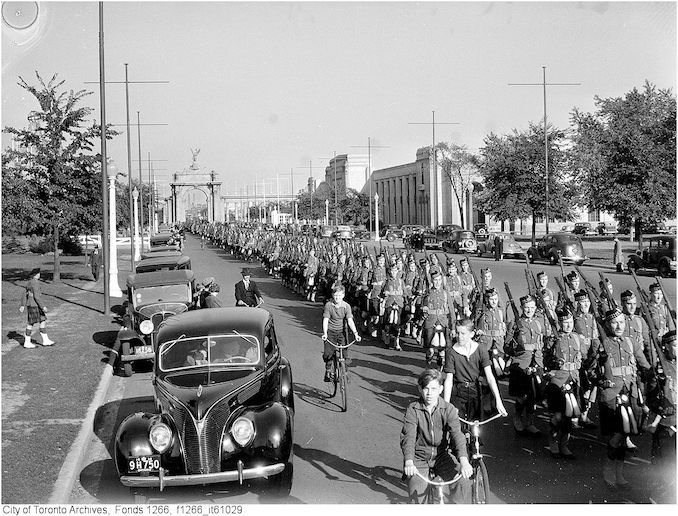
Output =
[{"x1": 166, "y1": 151, "x2": 223, "y2": 224}]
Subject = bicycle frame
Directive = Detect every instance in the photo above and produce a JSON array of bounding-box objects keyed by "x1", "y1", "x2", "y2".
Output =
[
  {"x1": 323, "y1": 336, "x2": 358, "y2": 412},
  {"x1": 458, "y1": 412, "x2": 502, "y2": 504},
  {"x1": 412, "y1": 470, "x2": 461, "y2": 505},
  {"x1": 459, "y1": 413, "x2": 502, "y2": 460}
]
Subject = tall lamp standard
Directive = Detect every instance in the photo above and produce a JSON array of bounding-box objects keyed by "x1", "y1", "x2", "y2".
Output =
[
  {"x1": 374, "y1": 193, "x2": 380, "y2": 242},
  {"x1": 132, "y1": 187, "x2": 141, "y2": 262},
  {"x1": 324, "y1": 199, "x2": 329, "y2": 226},
  {"x1": 106, "y1": 158, "x2": 123, "y2": 298}
]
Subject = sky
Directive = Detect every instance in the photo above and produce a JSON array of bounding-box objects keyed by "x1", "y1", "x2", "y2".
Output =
[{"x1": 2, "y1": 1, "x2": 676, "y2": 200}]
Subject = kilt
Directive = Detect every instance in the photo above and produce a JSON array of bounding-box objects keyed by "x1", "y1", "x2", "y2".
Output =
[
  {"x1": 27, "y1": 305, "x2": 45, "y2": 325},
  {"x1": 508, "y1": 367, "x2": 544, "y2": 401},
  {"x1": 598, "y1": 399, "x2": 641, "y2": 436},
  {"x1": 545, "y1": 383, "x2": 566, "y2": 413}
]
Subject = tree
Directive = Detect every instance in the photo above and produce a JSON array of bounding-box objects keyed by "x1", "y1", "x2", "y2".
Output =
[
  {"x1": 477, "y1": 123, "x2": 578, "y2": 244},
  {"x1": 339, "y1": 189, "x2": 370, "y2": 227},
  {"x1": 437, "y1": 142, "x2": 480, "y2": 228},
  {"x1": 569, "y1": 81, "x2": 676, "y2": 245},
  {"x1": 2, "y1": 72, "x2": 117, "y2": 281}
]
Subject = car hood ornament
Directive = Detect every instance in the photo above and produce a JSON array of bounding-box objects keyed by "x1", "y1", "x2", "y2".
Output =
[{"x1": 197, "y1": 384, "x2": 203, "y2": 398}]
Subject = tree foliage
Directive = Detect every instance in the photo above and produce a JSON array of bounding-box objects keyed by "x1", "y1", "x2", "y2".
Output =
[
  {"x1": 477, "y1": 122, "x2": 578, "y2": 243},
  {"x1": 2, "y1": 72, "x2": 117, "y2": 281},
  {"x1": 569, "y1": 81, "x2": 676, "y2": 240},
  {"x1": 437, "y1": 142, "x2": 480, "y2": 228}
]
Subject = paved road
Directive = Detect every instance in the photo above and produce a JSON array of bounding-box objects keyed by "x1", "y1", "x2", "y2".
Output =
[{"x1": 68, "y1": 234, "x2": 675, "y2": 504}]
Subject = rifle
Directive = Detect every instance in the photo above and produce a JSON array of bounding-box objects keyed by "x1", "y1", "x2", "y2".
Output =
[
  {"x1": 466, "y1": 258, "x2": 482, "y2": 316},
  {"x1": 505, "y1": 282, "x2": 521, "y2": 323},
  {"x1": 654, "y1": 276, "x2": 676, "y2": 328},
  {"x1": 554, "y1": 277, "x2": 570, "y2": 311},
  {"x1": 573, "y1": 264, "x2": 605, "y2": 317},
  {"x1": 598, "y1": 271, "x2": 618, "y2": 312},
  {"x1": 630, "y1": 270, "x2": 662, "y2": 368},
  {"x1": 527, "y1": 269, "x2": 559, "y2": 336}
]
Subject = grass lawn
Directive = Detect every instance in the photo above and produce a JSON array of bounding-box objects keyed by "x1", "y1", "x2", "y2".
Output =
[{"x1": 1, "y1": 253, "x2": 123, "y2": 503}]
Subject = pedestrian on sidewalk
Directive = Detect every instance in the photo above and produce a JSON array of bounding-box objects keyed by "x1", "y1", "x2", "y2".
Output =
[
  {"x1": 18, "y1": 268, "x2": 55, "y2": 348},
  {"x1": 90, "y1": 245, "x2": 102, "y2": 281},
  {"x1": 613, "y1": 237, "x2": 623, "y2": 272}
]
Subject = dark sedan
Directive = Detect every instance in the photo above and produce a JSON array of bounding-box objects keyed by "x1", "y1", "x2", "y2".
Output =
[
  {"x1": 527, "y1": 233, "x2": 587, "y2": 265},
  {"x1": 115, "y1": 307, "x2": 295, "y2": 501}
]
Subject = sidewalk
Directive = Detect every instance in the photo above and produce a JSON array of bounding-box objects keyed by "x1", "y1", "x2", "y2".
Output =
[{"x1": 1, "y1": 253, "x2": 128, "y2": 503}]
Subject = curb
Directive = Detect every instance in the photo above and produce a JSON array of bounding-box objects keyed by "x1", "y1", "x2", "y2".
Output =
[{"x1": 47, "y1": 355, "x2": 115, "y2": 503}]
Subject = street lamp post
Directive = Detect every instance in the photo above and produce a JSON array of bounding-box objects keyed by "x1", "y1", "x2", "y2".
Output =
[
  {"x1": 374, "y1": 193, "x2": 380, "y2": 241},
  {"x1": 132, "y1": 187, "x2": 141, "y2": 262},
  {"x1": 107, "y1": 159, "x2": 123, "y2": 298},
  {"x1": 325, "y1": 199, "x2": 329, "y2": 226}
]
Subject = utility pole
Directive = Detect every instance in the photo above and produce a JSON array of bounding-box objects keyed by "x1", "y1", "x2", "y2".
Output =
[
  {"x1": 408, "y1": 111, "x2": 460, "y2": 228},
  {"x1": 509, "y1": 67, "x2": 580, "y2": 235},
  {"x1": 97, "y1": 2, "x2": 110, "y2": 315},
  {"x1": 85, "y1": 65, "x2": 168, "y2": 271},
  {"x1": 145, "y1": 154, "x2": 167, "y2": 235},
  {"x1": 350, "y1": 138, "x2": 389, "y2": 237}
]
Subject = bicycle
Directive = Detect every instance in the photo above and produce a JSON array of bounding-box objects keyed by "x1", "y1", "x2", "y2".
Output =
[
  {"x1": 412, "y1": 469, "x2": 461, "y2": 504},
  {"x1": 458, "y1": 412, "x2": 503, "y2": 504},
  {"x1": 322, "y1": 336, "x2": 358, "y2": 412}
]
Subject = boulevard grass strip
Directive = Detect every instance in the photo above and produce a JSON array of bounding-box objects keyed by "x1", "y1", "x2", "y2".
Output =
[{"x1": 1, "y1": 254, "x2": 121, "y2": 504}]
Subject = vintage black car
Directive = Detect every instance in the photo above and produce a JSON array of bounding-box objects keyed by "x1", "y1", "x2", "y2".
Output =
[
  {"x1": 627, "y1": 236, "x2": 676, "y2": 277},
  {"x1": 141, "y1": 249, "x2": 183, "y2": 260},
  {"x1": 442, "y1": 230, "x2": 477, "y2": 254},
  {"x1": 150, "y1": 233, "x2": 180, "y2": 248},
  {"x1": 405, "y1": 227, "x2": 440, "y2": 251},
  {"x1": 114, "y1": 307, "x2": 294, "y2": 500},
  {"x1": 135, "y1": 255, "x2": 191, "y2": 274},
  {"x1": 476, "y1": 232, "x2": 524, "y2": 258},
  {"x1": 380, "y1": 224, "x2": 404, "y2": 242},
  {"x1": 145, "y1": 244, "x2": 182, "y2": 255},
  {"x1": 527, "y1": 233, "x2": 587, "y2": 265},
  {"x1": 117, "y1": 270, "x2": 196, "y2": 377}
]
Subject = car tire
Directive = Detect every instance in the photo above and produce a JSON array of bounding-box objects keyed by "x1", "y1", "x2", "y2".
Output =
[
  {"x1": 548, "y1": 254, "x2": 558, "y2": 265},
  {"x1": 627, "y1": 259, "x2": 639, "y2": 274},
  {"x1": 387, "y1": 233, "x2": 395, "y2": 242},
  {"x1": 121, "y1": 341, "x2": 133, "y2": 377},
  {"x1": 659, "y1": 260, "x2": 671, "y2": 278},
  {"x1": 270, "y1": 462, "x2": 294, "y2": 497},
  {"x1": 527, "y1": 250, "x2": 536, "y2": 263}
]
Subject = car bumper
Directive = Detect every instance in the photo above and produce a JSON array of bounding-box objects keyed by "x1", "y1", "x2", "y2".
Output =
[
  {"x1": 121, "y1": 461, "x2": 286, "y2": 490},
  {"x1": 560, "y1": 256, "x2": 587, "y2": 263},
  {"x1": 120, "y1": 351, "x2": 154, "y2": 363}
]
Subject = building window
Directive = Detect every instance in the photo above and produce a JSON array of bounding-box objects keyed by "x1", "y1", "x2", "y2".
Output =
[{"x1": 587, "y1": 209, "x2": 601, "y2": 222}]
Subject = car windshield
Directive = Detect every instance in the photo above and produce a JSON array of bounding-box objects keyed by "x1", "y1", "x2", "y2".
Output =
[
  {"x1": 132, "y1": 284, "x2": 191, "y2": 307},
  {"x1": 159, "y1": 334, "x2": 261, "y2": 371},
  {"x1": 554, "y1": 234, "x2": 581, "y2": 243},
  {"x1": 458, "y1": 232, "x2": 474, "y2": 238}
]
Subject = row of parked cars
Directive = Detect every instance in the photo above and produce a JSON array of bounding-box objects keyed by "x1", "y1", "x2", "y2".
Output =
[
  {"x1": 113, "y1": 230, "x2": 295, "y2": 501},
  {"x1": 565, "y1": 220, "x2": 673, "y2": 236}
]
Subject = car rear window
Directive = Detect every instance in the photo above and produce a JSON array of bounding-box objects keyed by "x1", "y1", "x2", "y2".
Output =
[{"x1": 159, "y1": 334, "x2": 261, "y2": 371}]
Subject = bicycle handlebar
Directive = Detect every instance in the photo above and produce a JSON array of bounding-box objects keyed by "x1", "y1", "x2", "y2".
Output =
[
  {"x1": 413, "y1": 470, "x2": 461, "y2": 486},
  {"x1": 322, "y1": 336, "x2": 359, "y2": 349},
  {"x1": 459, "y1": 412, "x2": 504, "y2": 427}
]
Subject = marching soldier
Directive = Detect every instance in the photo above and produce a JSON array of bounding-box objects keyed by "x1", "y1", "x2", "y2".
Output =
[
  {"x1": 458, "y1": 258, "x2": 475, "y2": 318},
  {"x1": 402, "y1": 258, "x2": 419, "y2": 337},
  {"x1": 647, "y1": 283, "x2": 675, "y2": 338},
  {"x1": 304, "y1": 248, "x2": 319, "y2": 302},
  {"x1": 368, "y1": 254, "x2": 387, "y2": 338},
  {"x1": 536, "y1": 271, "x2": 556, "y2": 307},
  {"x1": 573, "y1": 290, "x2": 600, "y2": 428},
  {"x1": 506, "y1": 295, "x2": 545, "y2": 436},
  {"x1": 421, "y1": 271, "x2": 455, "y2": 365},
  {"x1": 557, "y1": 271, "x2": 581, "y2": 311},
  {"x1": 382, "y1": 264, "x2": 405, "y2": 350},
  {"x1": 544, "y1": 309, "x2": 590, "y2": 458},
  {"x1": 598, "y1": 308, "x2": 652, "y2": 487}
]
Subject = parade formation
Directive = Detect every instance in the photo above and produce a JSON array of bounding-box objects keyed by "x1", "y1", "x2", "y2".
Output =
[{"x1": 177, "y1": 219, "x2": 677, "y2": 503}]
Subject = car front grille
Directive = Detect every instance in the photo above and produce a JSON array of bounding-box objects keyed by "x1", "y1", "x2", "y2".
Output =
[
  {"x1": 139, "y1": 303, "x2": 189, "y2": 329},
  {"x1": 170, "y1": 398, "x2": 231, "y2": 475}
]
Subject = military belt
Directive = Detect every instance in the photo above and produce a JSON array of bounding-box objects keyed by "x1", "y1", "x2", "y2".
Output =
[
  {"x1": 486, "y1": 330, "x2": 504, "y2": 337},
  {"x1": 522, "y1": 344, "x2": 537, "y2": 351},
  {"x1": 428, "y1": 309, "x2": 447, "y2": 315},
  {"x1": 612, "y1": 365, "x2": 634, "y2": 376},
  {"x1": 561, "y1": 362, "x2": 578, "y2": 371}
]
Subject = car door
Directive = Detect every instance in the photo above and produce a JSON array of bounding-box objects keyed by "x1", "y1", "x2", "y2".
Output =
[{"x1": 262, "y1": 320, "x2": 281, "y2": 400}]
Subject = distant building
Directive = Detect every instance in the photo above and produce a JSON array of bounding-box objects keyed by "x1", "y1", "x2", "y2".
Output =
[{"x1": 321, "y1": 154, "x2": 371, "y2": 196}]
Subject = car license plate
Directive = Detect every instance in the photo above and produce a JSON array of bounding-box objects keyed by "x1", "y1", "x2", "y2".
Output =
[
  {"x1": 134, "y1": 345, "x2": 153, "y2": 355},
  {"x1": 128, "y1": 455, "x2": 160, "y2": 473}
]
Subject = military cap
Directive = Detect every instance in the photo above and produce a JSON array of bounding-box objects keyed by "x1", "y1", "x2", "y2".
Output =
[
  {"x1": 557, "y1": 308, "x2": 573, "y2": 320},
  {"x1": 241, "y1": 268, "x2": 252, "y2": 276},
  {"x1": 536, "y1": 271, "x2": 547, "y2": 278},
  {"x1": 482, "y1": 268, "x2": 492, "y2": 276},
  {"x1": 520, "y1": 294, "x2": 535, "y2": 305},
  {"x1": 649, "y1": 283, "x2": 662, "y2": 292},
  {"x1": 430, "y1": 270, "x2": 442, "y2": 278},
  {"x1": 459, "y1": 257, "x2": 468, "y2": 264},
  {"x1": 29, "y1": 267, "x2": 41, "y2": 277},
  {"x1": 419, "y1": 259, "x2": 427, "y2": 266},
  {"x1": 484, "y1": 287, "x2": 498, "y2": 298},
  {"x1": 208, "y1": 283, "x2": 221, "y2": 293},
  {"x1": 605, "y1": 307, "x2": 624, "y2": 322},
  {"x1": 574, "y1": 289, "x2": 589, "y2": 300},
  {"x1": 620, "y1": 290, "x2": 636, "y2": 301},
  {"x1": 567, "y1": 271, "x2": 580, "y2": 281}
]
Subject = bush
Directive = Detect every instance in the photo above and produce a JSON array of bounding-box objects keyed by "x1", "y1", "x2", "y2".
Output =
[
  {"x1": 28, "y1": 235, "x2": 53, "y2": 254},
  {"x1": 1, "y1": 236, "x2": 29, "y2": 254},
  {"x1": 60, "y1": 235, "x2": 83, "y2": 256}
]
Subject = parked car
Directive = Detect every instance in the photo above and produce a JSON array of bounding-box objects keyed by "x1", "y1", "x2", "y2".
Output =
[
  {"x1": 319, "y1": 225, "x2": 336, "y2": 238},
  {"x1": 333, "y1": 225, "x2": 355, "y2": 239},
  {"x1": 596, "y1": 221, "x2": 618, "y2": 235},
  {"x1": 150, "y1": 233, "x2": 180, "y2": 248},
  {"x1": 473, "y1": 224, "x2": 489, "y2": 241},
  {"x1": 476, "y1": 232, "x2": 524, "y2": 259},
  {"x1": 527, "y1": 233, "x2": 587, "y2": 265},
  {"x1": 145, "y1": 244, "x2": 182, "y2": 255},
  {"x1": 436, "y1": 224, "x2": 462, "y2": 240},
  {"x1": 573, "y1": 222, "x2": 597, "y2": 236},
  {"x1": 642, "y1": 221, "x2": 669, "y2": 235},
  {"x1": 442, "y1": 230, "x2": 477, "y2": 254},
  {"x1": 141, "y1": 249, "x2": 183, "y2": 260},
  {"x1": 117, "y1": 270, "x2": 196, "y2": 377},
  {"x1": 114, "y1": 307, "x2": 295, "y2": 501},
  {"x1": 627, "y1": 236, "x2": 676, "y2": 277},
  {"x1": 380, "y1": 224, "x2": 404, "y2": 242},
  {"x1": 405, "y1": 227, "x2": 439, "y2": 251},
  {"x1": 401, "y1": 224, "x2": 426, "y2": 238},
  {"x1": 560, "y1": 224, "x2": 575, "y2": 233},
  {"x1": 135, "y1": 254, "x2": 191, "y2": 274}
]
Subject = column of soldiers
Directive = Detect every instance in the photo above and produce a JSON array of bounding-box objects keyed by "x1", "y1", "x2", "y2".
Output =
[{"x1": 187, "y1": 220, "x2": 675, "y2": 491}]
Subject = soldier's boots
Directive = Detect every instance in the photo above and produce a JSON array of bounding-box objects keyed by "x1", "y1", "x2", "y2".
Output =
[
  {"x1": 559, "y1": 433, "x2": 574, "y2": 459},
  {"x1": 548, "y1": 431, "x2": 560, "y2": 457},
  {"x1": 23, "y1": 335, "x2": 36, "y2": 349},
  {"x1": 615, "y1": 460, "x2": 630, "y2": 487},
  {"x1": 40, "y1": 333, "x2": 54, "y2": 346},
  {"x1": 625, "y1": 436, "x2": 637, "y2": 451},
  {"x1": 603, "y1": 459, "x2": 616, "y2": 487},
  {"x1": 524, "y1": 415, "x2": 542, "y2": 436},
  {"x1": 513, "y1": 411, "x2": 526, "y2": 433}
]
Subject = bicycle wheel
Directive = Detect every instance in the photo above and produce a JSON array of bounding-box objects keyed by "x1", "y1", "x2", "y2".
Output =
[
  {"x1": 339, "y1": 360, "x2": 348, "y2": 412},
  {"x1": 472, "y1": 459, "x2": 490, "y2": 504},
  {"x1": 328, "y1": 356, "x2": 338, "y2": 398}
]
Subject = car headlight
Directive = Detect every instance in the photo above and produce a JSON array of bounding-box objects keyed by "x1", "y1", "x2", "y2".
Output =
[
  {"x1": 231, "y1": 417, "x2": 255, "y2": 447},
  {"x1": 139, "y1": 319, "x2": 154, "y2": 335},
  {"x1": 149, "y1": 422, "x2": 172, "y2": 453}
]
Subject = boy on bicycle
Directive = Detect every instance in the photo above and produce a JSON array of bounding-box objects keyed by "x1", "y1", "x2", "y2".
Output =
[
  {"x1": 322, "y1": 285, "x2": 361, "y2": 382},
  {"x1": 401, "y1": 369, "x2": 473, "y2": 503}
]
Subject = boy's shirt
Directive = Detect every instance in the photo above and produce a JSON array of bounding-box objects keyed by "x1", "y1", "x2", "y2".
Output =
[{"x1": 323, "y1": 300, "x2": 353, "y2": 333}]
